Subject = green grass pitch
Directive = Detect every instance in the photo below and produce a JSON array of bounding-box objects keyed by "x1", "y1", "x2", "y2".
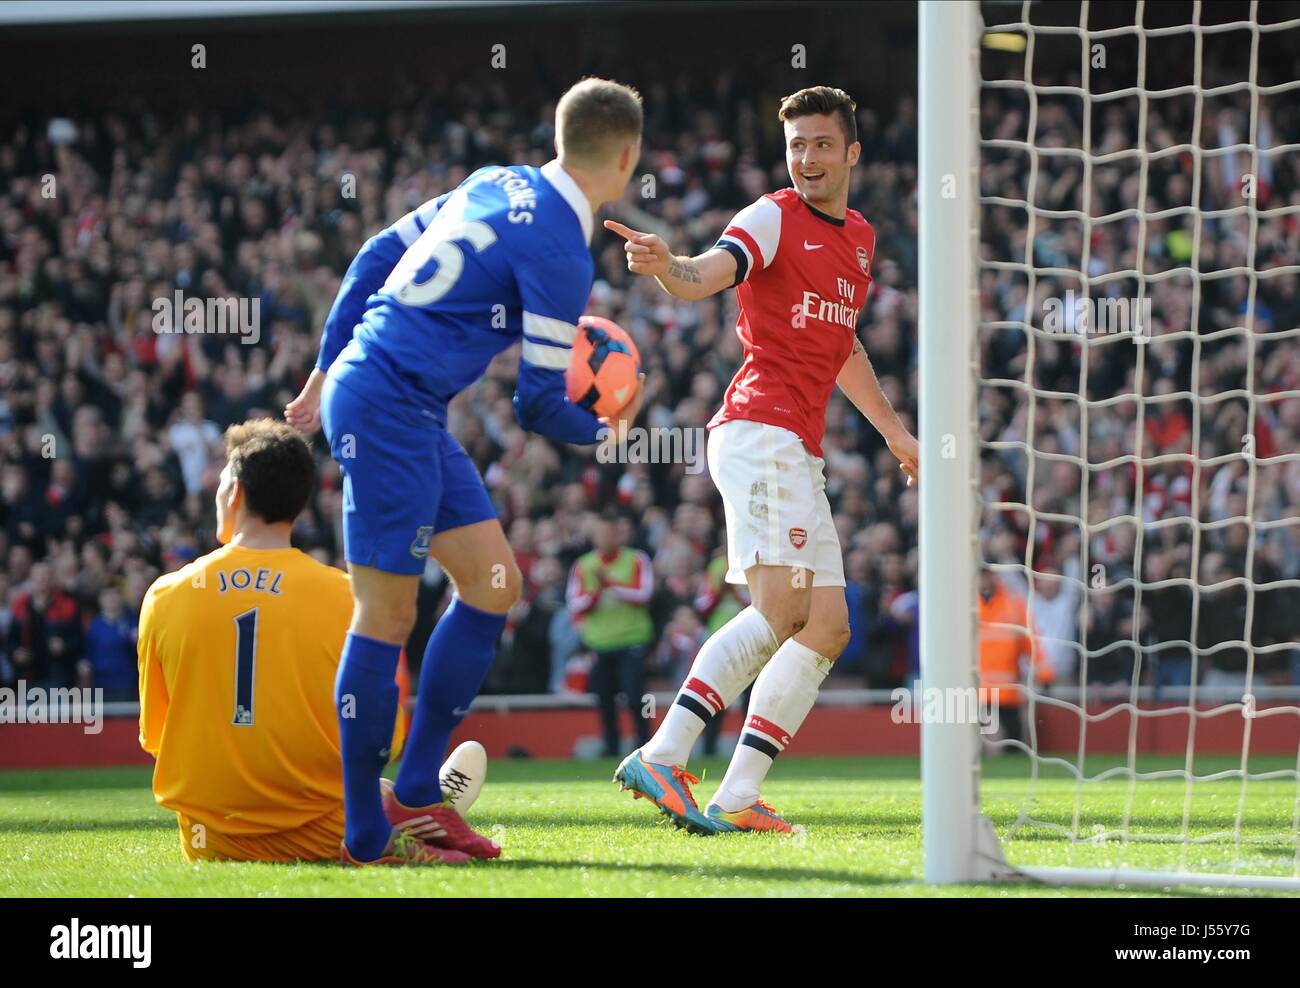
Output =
[{"x1": 2, "y1": 755, "x2": 1297, "y2": 897}]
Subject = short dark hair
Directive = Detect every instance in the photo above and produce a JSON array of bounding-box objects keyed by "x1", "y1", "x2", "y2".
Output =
[
  {"x1": 778, "y1": 85, "x2": 858, "y2": 146},
  {"x1": 224, "y1": 419, "x2": 315, "y2": 524},
  {"x1": 556, "y1": 77, "x2": 644, "y2": 165}
]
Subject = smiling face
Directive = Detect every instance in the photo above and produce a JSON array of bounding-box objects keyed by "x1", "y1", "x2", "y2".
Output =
[{"x1": 784, "y1": 112, "x2": 860, "y2": 211}]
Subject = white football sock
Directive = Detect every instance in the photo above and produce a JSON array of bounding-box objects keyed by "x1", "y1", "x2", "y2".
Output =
[
  {"x1": 641, "y1": 606, "x2": 778, "y2": 767},
  {"x1": 710, "y1": 638, "x2": 833, "y2": 813}
]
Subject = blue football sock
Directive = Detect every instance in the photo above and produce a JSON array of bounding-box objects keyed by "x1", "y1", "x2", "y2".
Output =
[
  {"x1": 335, "y1": 632, "x2": 401, "y2": 861},
  {"x1": 394, "y1": 597, "x2": 505, "y2": 807}
]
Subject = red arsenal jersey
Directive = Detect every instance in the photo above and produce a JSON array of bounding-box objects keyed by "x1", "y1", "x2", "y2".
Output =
[{"x1": 708, "y1": 187, "x2": 876, "y2": 457}]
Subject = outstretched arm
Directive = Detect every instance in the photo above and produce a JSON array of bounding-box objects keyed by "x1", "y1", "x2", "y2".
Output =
[
  {"x1": 604, "y1": 220, "x2": 737, "y2": 301},
  {"x1": 837, "y1": 337, "x2": 918, "y2": 486}
]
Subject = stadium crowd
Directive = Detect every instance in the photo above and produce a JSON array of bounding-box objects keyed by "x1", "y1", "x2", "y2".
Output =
[
  {"x1": 0, "y1": 53, "x2": 1296, "y2": 716},
  {"x1": 979, "y1": 59, "x2": 1300, "y2": 692}
]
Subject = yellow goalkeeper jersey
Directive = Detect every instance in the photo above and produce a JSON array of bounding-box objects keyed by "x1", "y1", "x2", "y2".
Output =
[{"x1": 138, "y1": 543, "x2": 402, "y2": 845}]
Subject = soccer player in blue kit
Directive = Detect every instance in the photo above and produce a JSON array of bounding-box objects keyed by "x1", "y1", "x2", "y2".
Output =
[{"x1": 285, "y1": 78, "x2": 645, "y2": 866}]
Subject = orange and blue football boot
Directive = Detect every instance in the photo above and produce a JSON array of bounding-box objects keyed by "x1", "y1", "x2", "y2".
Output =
[
  {"x1": 614, "y1": 748, "x2": 716, "y2": 835},
  {"x1": 705, "y1": 799, "x2": 794, "y2": 834}
]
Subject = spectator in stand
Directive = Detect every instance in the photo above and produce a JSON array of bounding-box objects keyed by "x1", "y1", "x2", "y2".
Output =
[
  {"x1": 549, "y1": 595, "x2": 584, "y2": 695},
  {"x1": 167, "y1": 392, "x2": 221, "y2": 498},
  {"x1": 492, "y1": 555, "x2": 566, "y2": 695},
  {"x1": 885, "y1": 584, "x2": 920, "y2": 684},
  {"x1": 0, "y1": 572, "x2": 14, "y2": 689},
  {"x1": 1142, "y1": 550, "x2": 1194, "y2": 689},
  {"x1": 1197, "y1": 551, "x2": 1251, "y2": 693},
  {"x1": 840, "y1": 546, "x2": 874, "y2": 677},
  {"x1": 651, "y1": 541, "x2": 701, "y2": 636},
  {"x1": 655, "y1": 604, "x2": 708, "y2": 688},
  {"x1": 1084, "y1": 588, "x2": 1136, "y2": 687},
  {"x1": 978, "y1": 569, "x2": 1049, "y2": 747},
  {"x1": 1028, "y1": 568, "x2": 1079, "y2": 685},
  {"x1": 81, "y1": 585, "x2": 137, "y2": 701},
  {"x1": 566, "y1": 516, "x2": 655, "y2": 756},
  {"x1": 694, "y1": 543, "x2": 750, "y2": 636},
  {"x1": 867, "y1": 551, "x2": 912, "y2": 688},
  {"x1": 8, "y1": 562, "x2": 80, "y2": 689}
]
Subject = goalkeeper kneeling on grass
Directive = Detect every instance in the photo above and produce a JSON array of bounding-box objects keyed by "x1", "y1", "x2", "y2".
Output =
[{"x1": 136, "y1": 419, "x2": 454, "y2": 863}]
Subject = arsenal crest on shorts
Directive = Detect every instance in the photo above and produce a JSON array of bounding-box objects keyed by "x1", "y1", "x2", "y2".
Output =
[
  {"x1": 789, "y1": 527, "x2": 808, "y2": 549},
  {"x1": 856, "y1": 245, "x2": 871, "y2": 275}
]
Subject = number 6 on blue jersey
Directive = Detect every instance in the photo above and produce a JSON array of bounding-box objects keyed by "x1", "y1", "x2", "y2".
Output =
[{"x1": 383, "y1": 220, "x2": 499, "y2": 308}]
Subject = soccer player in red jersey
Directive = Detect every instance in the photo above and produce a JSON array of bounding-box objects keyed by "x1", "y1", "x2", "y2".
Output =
[{"x1": 607, "y1": 86, "x2": 919, "y2": 833}]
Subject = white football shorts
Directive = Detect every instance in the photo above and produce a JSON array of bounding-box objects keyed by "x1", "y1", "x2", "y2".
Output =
[{"x1": 706, "y1": 418, "x2": 846, "y2": 588}]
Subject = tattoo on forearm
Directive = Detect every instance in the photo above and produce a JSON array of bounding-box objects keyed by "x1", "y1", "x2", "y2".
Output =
[{"x1": 667, "y1": 258, "x2": 702, "y2": 285}]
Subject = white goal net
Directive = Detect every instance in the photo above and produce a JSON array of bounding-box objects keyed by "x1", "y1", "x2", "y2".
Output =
[{"x1": 920, "y1": 0, "x2": 1300, "y2": 891}]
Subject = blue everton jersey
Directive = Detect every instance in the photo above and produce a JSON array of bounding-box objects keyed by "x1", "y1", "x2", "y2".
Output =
[{"x1": 317, "y1": 160, "x2": 602, "y2": 445}]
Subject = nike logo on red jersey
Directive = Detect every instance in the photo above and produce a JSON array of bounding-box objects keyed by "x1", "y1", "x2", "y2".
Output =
[{"x1": 803, "y1": 241, "x2": 824, "y2": 250}]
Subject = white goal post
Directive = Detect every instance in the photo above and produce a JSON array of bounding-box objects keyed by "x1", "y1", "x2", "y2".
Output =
[
  {"x1": 919, "y1": 0, "x2": 986, "y2": 884},
  {"x1": 919, "y1": 0, "x2": 1300, "y2": 891}
]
